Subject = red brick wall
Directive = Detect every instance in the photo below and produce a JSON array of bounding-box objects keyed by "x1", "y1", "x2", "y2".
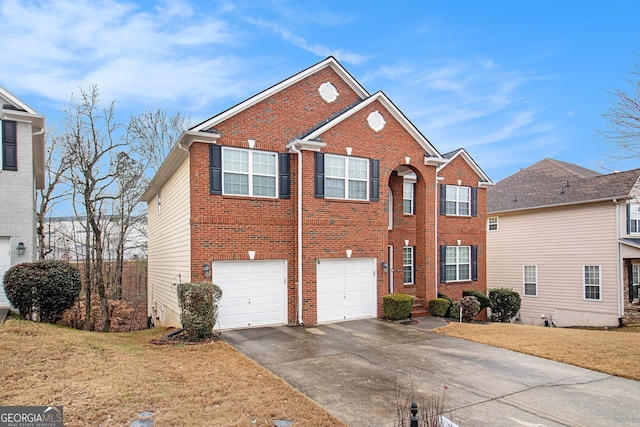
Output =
[{"x1": 437, "y1": 155, "x2": 488, "y2": 308}]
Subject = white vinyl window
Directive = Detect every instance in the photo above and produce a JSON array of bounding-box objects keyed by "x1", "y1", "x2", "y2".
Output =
[
  {"x1": 325, "y1": 154, "x2": 368, "y2": 200},
  {"x1": 523, "y1": 265, "x2": 537, "y2": 296},
  {"x1": 630, "y1": 204, "x2": 640, "y2": 234},
  {"x1": 488, "y1": 217, "x2": 498, "y2": 231},
  {"x1": 445, "y1": 246, "x2": 470, "y2": 282},
  {"x1": 403, "y1": 182, "x2": 414, "y2": 214},
  {"x1": 403, "y1": 246, "x2": 414, "y2": 284},
  {"x1": 445, "y1": 185, "x2": 471, "y2": 216},
  {"x1": 584, "y1": 265, "x2": 602, "y2": 300},
  {"x1": 222, "y1": 147, "x2": 277, "y2": 197}
]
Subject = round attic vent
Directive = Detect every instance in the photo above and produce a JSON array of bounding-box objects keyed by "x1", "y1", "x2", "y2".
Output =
[
  {"x1": 318, "y1": 82, "x2": 339, "y2": 103},
  {"x1": 367, "y1": 110, "x2": 386, "y2": 132}
]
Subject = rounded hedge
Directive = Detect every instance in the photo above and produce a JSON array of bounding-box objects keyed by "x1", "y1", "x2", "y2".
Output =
[
  {"x1": 462, "y1": 289, "x2": 491, "y2": 311},
  {"x1": 383, "y1": 293, "x2": 414, "y2": 321},
  {"x1": 428, "y1": 298, "x2": 451, "y2": 317}
]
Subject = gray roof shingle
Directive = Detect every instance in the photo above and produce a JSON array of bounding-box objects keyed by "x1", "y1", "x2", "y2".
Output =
[{"x1": 487, "y1": 158, "x2": 640, "y2": 213}]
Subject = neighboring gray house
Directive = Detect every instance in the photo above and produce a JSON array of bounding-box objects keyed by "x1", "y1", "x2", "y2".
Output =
[
  {"x1": 487, "y1": 158, "x2": 640, "y2": 327},
  {"x1": 0, "y1": 86, "x2": 45, "y2": 307}
]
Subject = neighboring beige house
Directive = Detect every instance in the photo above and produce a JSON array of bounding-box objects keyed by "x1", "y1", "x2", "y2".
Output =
[
  {"x1": 0, "y1": 86, "x2": 45, "y2": 307},
  {"x1": 487, "y1": 158, "x2": 640, "y2": 327}
]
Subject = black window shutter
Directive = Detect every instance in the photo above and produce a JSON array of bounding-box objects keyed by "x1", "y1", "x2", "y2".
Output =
[
  {"x1": 629, "y1": 262, "x2": 634, "y2": 302},
  {"x1": 627, "y1": 204, "x2": 632, "y2": 234},
  {"x1": 440, "y1": 184, "x2": 447, "y2": 215},
  {"x1": 471, "y1": 245, "x2": 478, "y2": 281},
  {"x1": 370, "y1": 159, "x2": 380, "y2": 202},
  {"x1": 209, "y1": 144, "x2": 222, "y2": 195},
  {"x1": 439, "y1": 245, "x2": 447, "y2": 282},
  {"x1": 2, "y1": 121, "x2": 17, "y2": 171},
  {"x1": 279, "y1": 153, "x2": 290, "y2": 199},
  {"x1": 314, "y1": 152, "x2": 324, "y2": 198},
  {"x1": 471, "y1": 187, "x2": 478, "y2": 217}
]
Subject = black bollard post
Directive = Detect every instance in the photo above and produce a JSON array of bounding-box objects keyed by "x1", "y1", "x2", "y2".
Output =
[{"x1": 410, "y1": 401, "x2": 418, "y2": 427}]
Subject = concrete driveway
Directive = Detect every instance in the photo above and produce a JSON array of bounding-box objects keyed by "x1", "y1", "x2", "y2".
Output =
[{"x1": 223, "y1": 318, "x2": 640, "y2": 426}]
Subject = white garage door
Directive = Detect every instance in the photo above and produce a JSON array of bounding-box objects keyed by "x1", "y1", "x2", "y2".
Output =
[
  {"x1": 212, "y1": 260, "x2": 287, "y2": 330},
  {"x1": 317, "y1": 258, "x2": 377, "y2": 323},
  {"x1": 0, "y1": 238, "x2": 11, "y2": 307}
]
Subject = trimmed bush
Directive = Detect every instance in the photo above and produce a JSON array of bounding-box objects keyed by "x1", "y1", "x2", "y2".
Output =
[
  {"x1": 428, "y1": 298, "x2": 451, "y2": 317},
  {"x1": 462, "y1": 289, "x2": 490, "y2": 311},
  {"x1": 451, "y1": 296, "x2": 481, "y2": 322},
  {"x1": 3, "y1": 260, "x2": 81, "y2": 323},
  {"x1": 177, "y1": 282, "x2": 222, "y2": 339},
  {"x1": 383, "y1": 294, "x2": 415, "y2": 321},
  {"x1": 489, "y1": 288, "x2": 521, "y2": 323},
  {"x1": 437, "y1": 293, "x2": 455, "y2": 318}
]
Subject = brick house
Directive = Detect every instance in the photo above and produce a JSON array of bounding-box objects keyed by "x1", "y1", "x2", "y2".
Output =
[
  {"x1": 0, "y1": 86, "x2": 45, "y2": 307},
  {"x1": 142, "y1": 57, "x2": 492, "y2": 329}
]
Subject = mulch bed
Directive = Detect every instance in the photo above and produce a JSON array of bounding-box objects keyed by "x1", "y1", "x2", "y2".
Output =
[{"x1": 150, "y1": 328, "x2": 222, "y2": 345}]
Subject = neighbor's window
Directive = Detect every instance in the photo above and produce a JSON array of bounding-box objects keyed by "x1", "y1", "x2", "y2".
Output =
[
  {"x1": 157, "y1": 189, "x2": 161, "y2": 214},
  {"x1": 403, "y1": 246, "x2": 415, "y2": 284},
  {"x1": 2, "y1": 120, "x2": 17, "y2": 171},
  {"x1": 445, "y1": 185, "x2": 470, "y2": 216},
  {"x1": 403, "y1": 182, "x2": 414, "y2": 214},
  {"x1": 445, "y1": 246, "x2": 470, "y2": 281},
  {"x1": 584, "y1": 265, "x2": 601, "y2": 300},
  {"x1": 325, "y1": 154, "x2": 368, "y2": 200},
  {"x1": 630, "y1": 204, "x2": 640, "y2": 234},
  {"x1": 488, "y1": 217, "x2": 498, "y2": 231},
  {"x1": 222, "y1": 147, "x2": 277, "y2": 197},
  {"x1": 523, "y1": 265, "x2": 537, "y2": 296}
]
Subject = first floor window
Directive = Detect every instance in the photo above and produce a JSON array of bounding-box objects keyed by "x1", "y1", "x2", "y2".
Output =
[
  {"x1": 632, "y1": 264, "x2": 640, "y2": 301},
  {"x1": 523, "y1": 265, "x2": 537, "y2": 296},
  {"x1": 403, "y1": 246, "x2": 415, "y2": 284},
  {"x1": 222, "y1": 147, "x2": 277, "y2": 197},
  {"x1": 584, "y1": 265, "x2": 601, "y2": 300},
  {"x1": 325, "y1": 154, "x2": 368, "y2": 200},
  {"x1": 445, "y1": 246, "x2": 470, "y2": 281}
]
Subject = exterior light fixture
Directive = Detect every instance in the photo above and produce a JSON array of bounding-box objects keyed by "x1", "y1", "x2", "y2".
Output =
[
  {"x1": 381, "y1": 261, "x2": 389, "y2": 273},
  {"x1": 16, "y1": 242, "x2": 26, "y2": 256},
  {"x1": 203, "y1": 263, "x2": 211, "y2": 279}
]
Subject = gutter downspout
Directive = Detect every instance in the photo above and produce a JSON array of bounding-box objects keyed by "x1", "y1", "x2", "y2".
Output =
[
  {"x1": 290, "y1": 142, "x2": 304, "y2": 326},
  {"x1": 435, "y1": 176, "x2": 444, "y2": 296},
  {"x1": 615, "y1": 199, "x2": 624, "y2": 326}
]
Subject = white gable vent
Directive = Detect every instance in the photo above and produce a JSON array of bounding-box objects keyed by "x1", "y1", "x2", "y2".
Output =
[
  {"x1": 319, "y1": 82, "x2": 339, "y2": 103},
  {"x1": 367, "y1": 110, "x2": 386, "y2": 132}
]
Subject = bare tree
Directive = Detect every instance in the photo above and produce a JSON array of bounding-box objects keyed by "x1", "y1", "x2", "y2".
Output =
[
  {"x1": 128, "y1": 109, "x2": 190, "y2": 173},
  {"x1": 599, "y1": 61, "x2": 640, "y2": 161},
  {"x1": 62, "y1": 85, "x2": 126, "y2": 332},
  {"x1": 36, "y1": 132, "x2": 70, "y2": 260}
]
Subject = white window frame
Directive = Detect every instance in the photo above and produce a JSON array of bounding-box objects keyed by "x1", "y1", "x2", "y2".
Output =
[
  {"x1": 630, "y1": 204, "x2": 640, "y2": 234},
  {"x1": 388, "y1": 187, "x2": 393, "y2": 230},
  {"x1": 445, "y1": 246, "x2": 471, "y2": 282},
  {"x1": 403, "y1": 246, "x2": 414, "y2": 284},
  {"x1": 523, "y1": 265, "x2": 537, "y2": 296},
  {"x1": 157, "y1": 189, "x2": 161, "y2": 215},
  {"x1": 324, "y1": 154, "x2": 369, "y2": 201},
  {"x1": 403, "y1": 182, "x2": 414, "y2": 214},
  {"x1": 583, "y1": 265, "x2": 602, "y2": 301},
  {"x1": 445, "y1": 185, "x2": 471, "y2": 216},
  {"x1": 488, "y1": 217, "x2": 498, "y2": 231},
  {"x1": 222, "y1": 147, "x2": 278, "y2": 198}
]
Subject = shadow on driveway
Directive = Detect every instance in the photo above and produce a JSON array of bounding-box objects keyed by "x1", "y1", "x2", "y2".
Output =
[{"x1": 224, "y1": 318, "x2": 640, "y2": 427}]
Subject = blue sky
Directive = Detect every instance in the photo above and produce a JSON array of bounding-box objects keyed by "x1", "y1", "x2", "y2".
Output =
[{"x1": 1, "y1": 0, "x2": 639, "y2": 181}]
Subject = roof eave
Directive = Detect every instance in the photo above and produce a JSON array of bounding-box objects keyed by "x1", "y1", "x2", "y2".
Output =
[{"x1": 488, "y1": 196, "x2": 629, "y2": 215}]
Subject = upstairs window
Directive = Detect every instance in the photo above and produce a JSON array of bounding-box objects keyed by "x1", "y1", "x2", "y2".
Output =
[
  {"x1": 488, "y1": 217, "x2": 498, "y2": 231},
  {"x1": 584, "y1": 265, "x2": 601, "y2": 300},
  {"x1": 2, "y1": 120, "x2": 17, "y2": 171},
  {"x1": 629, "y1": 204, "x2": 640, "y2": 234},
  {"x1": 403, "y1": 182, "x2": 414, "y2": 214},
  {"x1": 222, "y1": 147, "x2": 277, "y2": 198},
  {"x1": 440, "y1": 184, "x2": 477, "y2": 217},
  {"x1": 325, "y1": 154, "x2": 369, "y2": 200}
]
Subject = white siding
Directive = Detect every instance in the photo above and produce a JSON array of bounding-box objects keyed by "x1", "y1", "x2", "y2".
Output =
[
  {"x1": 147, "y1": 157, "x2": 191, "y2": 327},
  {"x1": 487, "y1": 202, "x2": 620, "y2": 326}
]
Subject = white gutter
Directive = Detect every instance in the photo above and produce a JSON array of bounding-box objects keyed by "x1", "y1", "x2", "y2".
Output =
[
  {"x1": 615, "y1": 199, "x2": 623, "y2": 324},
  {"x1": 290, "y1": 142, "x2": 304, "y2": 326}
]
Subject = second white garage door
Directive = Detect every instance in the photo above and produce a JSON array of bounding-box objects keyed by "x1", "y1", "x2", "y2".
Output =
[
  {"x1": 317, "y1": 258, "x2": 377, "y2": 323},
  {"x1": 212, "y1": 260, "x2": 287, "y2": 330}
]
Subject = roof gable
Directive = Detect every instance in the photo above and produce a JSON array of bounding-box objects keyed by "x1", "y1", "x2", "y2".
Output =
[
  {"x1": 302, "y1": 91, "x2": 442, "y2": 158},
  {"x1": 191, "y1": 57, "x2": 369, "y2": 133},
  {"x1": 439, "y1": 148, "x2": 493, "y2": 184},
  {"x1": 488, "y1": 158, "x2": 640, "y2": 213}
]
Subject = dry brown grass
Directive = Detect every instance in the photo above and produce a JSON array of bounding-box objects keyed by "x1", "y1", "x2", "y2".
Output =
[
  {"x1": 435, "y1": 322, "x2": 640, "y2": 381},
  {"x1": 0, "y1": 317, "x2": 345, "y2": 427}
]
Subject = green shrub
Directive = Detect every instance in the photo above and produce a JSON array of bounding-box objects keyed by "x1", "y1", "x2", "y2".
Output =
[
  {"x1": 177, "y1": 282, "x2": 223, "y2": 339},
  {"x1": 462, "y1": 289, "x2": 490, "y2": 311},
  {"x1": 3, "y1": 261, "x2": 81, "y2": 323},
  {"x1": 489, "y1": 288, "x2": 521, "y2": 322},
  {"x1": 437, "y1": 293, "x2": 455, "y2": 318},
  {"x1": 383, "y1": 294, "x2": 414, "y2": 321},
  {"x1": 451, "y1": 296, "x2": 481, "y2": 322},
  {"x1": 428, "y1": 298, "x2": 451, "y2": 317}
]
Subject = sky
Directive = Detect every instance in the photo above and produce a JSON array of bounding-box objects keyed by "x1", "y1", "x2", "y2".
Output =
[{"x1": 1, "y1": 0, "x2": 640, "y2": 182}]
